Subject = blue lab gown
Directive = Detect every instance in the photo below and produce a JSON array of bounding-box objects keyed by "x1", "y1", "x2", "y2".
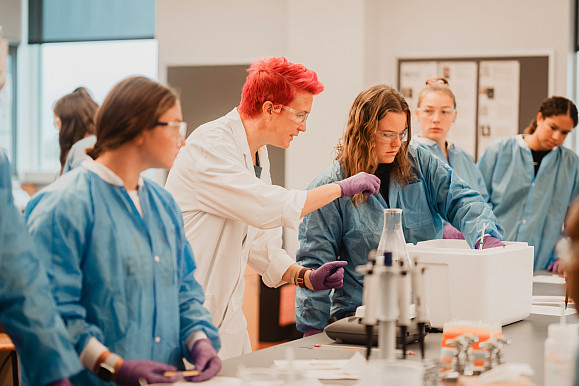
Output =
[
  {"x1": 478, "y1": 135, "x2": 579, "y2": 271},
  {"x1": 295, "y1": 144, "x2": 502, "y2": 332},
  {"x1": 0, "y1": 148, "x2": 83, "y2": 385},
  {"x1": 25, "y1": 162, "x2": 220, "y2": 385},
  {"x1": 411, "y1": 136, "x2": 489, "y2": 201},
  {"x1": 62, "y1": 135, "x2": 96, "y2": 174}
]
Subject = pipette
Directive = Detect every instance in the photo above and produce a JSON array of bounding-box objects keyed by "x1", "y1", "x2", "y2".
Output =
[
  {"x1": 411, "y1": 259, "x2": 427, "y2": 359},
  {"x1": 479, "y1": 223, "x2": 486, "y2": 249},
  {"x1": 398, "y1": 260, "x2": 411, "y2": 359},
  {"x1": 359, "y1": 250, "x2": 379, "y2": 360}
]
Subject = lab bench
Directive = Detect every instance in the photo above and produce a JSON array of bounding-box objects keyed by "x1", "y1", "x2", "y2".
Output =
[{"x1": 220, "y1": 273, "x2": 572, "y2": 385}]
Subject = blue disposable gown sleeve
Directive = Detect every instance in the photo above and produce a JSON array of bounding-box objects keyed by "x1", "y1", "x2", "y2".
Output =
[
  {"x1": 25, "y1": 187, "x2": 108, "y2": 355},
  {"x1": 0, "y1": 151, "x2": 83, "y2": 385},
  {"x1": 175, "y1": 224, "x2": 221, "y2": 355},
  {"x1": 413, "y1": 146, "x2": 503, "y2": 247},
  {"x1": 476, "y1": 142, "x2": 500, "y2": 205},
  {"x1": 295, "y1": 191, "x2": 343, "y2": 332}
]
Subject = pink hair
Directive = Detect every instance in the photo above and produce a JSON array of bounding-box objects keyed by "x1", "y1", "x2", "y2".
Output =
[{"x1": 238, "y1": 57, "x2": 324, "y2": 118}]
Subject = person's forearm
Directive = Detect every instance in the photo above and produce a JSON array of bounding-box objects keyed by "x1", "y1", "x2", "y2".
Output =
[{"x1": 300, "y1": 183, "x2": 342, "y2": 218}]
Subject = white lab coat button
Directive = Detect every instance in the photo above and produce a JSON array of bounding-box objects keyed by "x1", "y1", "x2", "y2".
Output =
[
  {"x1": 155, "y1": 337, "x2": 161, "y2": 343},
  {"x1": 522, "y1": 219, "x2": 526, "y2": 224},
  {"x1": 154, "y1": 256, "x2": 160, "y2": 262}
]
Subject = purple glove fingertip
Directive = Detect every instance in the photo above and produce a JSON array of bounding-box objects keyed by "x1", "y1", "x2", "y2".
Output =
[
  {"x1": 547, "y1": 260, "x2": 560, "y2": 273},
  {"x1": 304, "y1": 326, "x2": 323, "y2": 337},
  {"x1": 47, "y1": 379, "x2": 73, "y2": 386}
]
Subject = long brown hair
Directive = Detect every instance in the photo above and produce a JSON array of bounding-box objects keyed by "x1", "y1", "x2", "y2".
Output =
[
  {"x1": 87, "y1": 76, "x2": 177, "y2": 160},
  {"x1": 524, "y1": 96, "x2": 578, "y2": 134},
  {"x1": 336, "y1": 84, "x2": 414, "y2": 205},
  {"x1": 54, "y1": 87, "x2": 98, "y2": 173}
]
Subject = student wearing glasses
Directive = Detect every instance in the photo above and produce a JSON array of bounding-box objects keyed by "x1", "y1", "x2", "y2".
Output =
[
  {"x1": 295, "y1": 84, "x2": 504, "y2": 336},
  {"x1": 478, "y1": 96, "x2": 579, "y2": 272},
  {"x1": 411, "y1": 78, "x2": 489, "y2": 238},
  {"x1": 165, "y1": 57, "x2": 380, "y2": 359},
  {"x1": 26, "y1": 76, "x2": 221, "y2": 385}
]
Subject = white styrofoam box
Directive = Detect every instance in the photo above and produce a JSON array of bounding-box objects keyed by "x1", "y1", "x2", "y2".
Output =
[{"x1": 407, "y1": 239, "x2": 534, "y2": 329}]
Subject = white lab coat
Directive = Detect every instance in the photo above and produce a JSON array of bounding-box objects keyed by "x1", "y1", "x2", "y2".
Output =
[{"x1": 165, "y1": 108, "x2": 307, "y2": 359}]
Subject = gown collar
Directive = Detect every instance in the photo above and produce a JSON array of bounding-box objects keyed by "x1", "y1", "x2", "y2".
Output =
[{"x1": 82, "y1": 158, "x2": 144, "y2": 189}]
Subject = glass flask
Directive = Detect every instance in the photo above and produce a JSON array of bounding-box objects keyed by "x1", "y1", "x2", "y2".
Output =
[{"x1": 376, "y1": 208, "x2": 412, "y2": 267}]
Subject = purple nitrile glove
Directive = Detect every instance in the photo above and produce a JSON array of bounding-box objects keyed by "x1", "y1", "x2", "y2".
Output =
[
  {"x1": 47, "y1": 379, "x2": 73, "y2": 386},
  {"x1": 186, "y1": 338, "x2": 221, "y2": 383},
  {"x1": 309, "y1": 261, "x2": 348, "y2": 291},
  {"x1": 115, "y1": 360, "x2": 183, "y2": 386},
  {"x1": 475, "y1": 236, "x2": 506, "y2": 250},
  {"x1": 547, "y1": 259, "x2": 561, "y2": 273},
  {"x1": 442, "y1": 224, "x2": 465, "y2": 240},
  {"x1": 334, "y1": 172, "x2": 380, "y2": 198},
  {"x1": 303, "y1": 326, "x2": 323, "y2": 337}
]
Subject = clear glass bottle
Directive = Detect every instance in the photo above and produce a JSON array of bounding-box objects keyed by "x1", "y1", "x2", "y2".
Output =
[
  {"x1": 376, "y1": 208, "x2": 412, "y2": 266},
  {"x1": 544, "y1": 320, "x2": 579, "y2": 386}
]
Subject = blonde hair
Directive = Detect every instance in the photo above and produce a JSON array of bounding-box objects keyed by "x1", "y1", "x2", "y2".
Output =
[
  {"x1": 336, "y1": 85, "x2": 414, "y2": 205},
  {"x1": 417, "y1": 78, "x2": 456, "y2": 109}
]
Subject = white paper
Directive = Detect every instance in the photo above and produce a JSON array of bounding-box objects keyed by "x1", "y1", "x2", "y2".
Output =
[
  {"x1": 399, "y1": 61, "x2": 478, "y2": 159},
  {"x1": 533, "y1": 275, "x2": 566, "y2": 284},
  {"x1": 150, "y1": 377, "x2": 243, "y2": 385},
  {"x1": 274, "y1": 352, "x2": 366, "y2": 380},
  {"x1": 477, "y1": 60, "x2": 520, "y2": 157},
  {"x1": 531, "y1": 305, "x2": 576, "y2": 316},
  {"x1": 437, "y1": 61, "x2": 478, "y2": 157},
  {"x1": 532, "y1": 295, "x2": 571, "y2": 305}
]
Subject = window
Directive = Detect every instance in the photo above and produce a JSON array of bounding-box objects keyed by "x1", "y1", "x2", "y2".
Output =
[
  {"x1": 0, "y1": 45, "x2": 17, "y2": 173},
  {"x1": 37, "y1": 39, "x2": 157, "y2": 172}
]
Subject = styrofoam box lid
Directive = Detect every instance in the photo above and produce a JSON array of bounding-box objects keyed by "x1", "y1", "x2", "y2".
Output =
[
  {"x1": 406, "y1": 239, "x2": 534, "y2": 328},
  {"x1": 409, "y1": 239, "x2": 530, "y2": 254}
]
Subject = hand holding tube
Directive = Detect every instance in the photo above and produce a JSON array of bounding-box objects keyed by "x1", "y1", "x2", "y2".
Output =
[
  {"x1": 309, "y1": 261, "x2": 348, "y2": 290},
  {"x1": 476, "y1": 236, "x2": 505, "y2": 249},
  {"x1": 186, "y1": 338, "x2": 221, "y2": 382},
  {"x1": 334, "y1": 172, "x2": 380, "y2": 197},
  {"x1": 115, "y1": 360, "x2": 183, "y2": 386}
]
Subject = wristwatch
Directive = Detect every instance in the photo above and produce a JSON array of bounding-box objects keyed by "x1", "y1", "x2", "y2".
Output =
[{"x1": 97, "y1": 361, "x2": 116, "y2": 382}]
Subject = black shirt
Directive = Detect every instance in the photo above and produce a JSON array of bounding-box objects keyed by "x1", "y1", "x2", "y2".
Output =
[
  {"x1": 374, "y1": 163, "x2": 394, "y2": 204},
  {"x1": 531, "y1": 149, "x2": 550, "y2": 175}
]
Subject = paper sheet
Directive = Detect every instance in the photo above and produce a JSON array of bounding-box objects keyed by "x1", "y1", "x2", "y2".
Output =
[
  {"x1": 150, "y1": 377, "x2": 243, "y2": 385},
  {"x1": 532, "y1": 295, "x2": 573, "y2": 304},
  {"x1": 274, "y1": 352, "x2": 365, "y2": 380},
  {"x1": 533, "y1": 275, "x2": 566, "y2": 284},
  {"x1": 531, "y1": 305, "x2": 576, "y2": 316}
]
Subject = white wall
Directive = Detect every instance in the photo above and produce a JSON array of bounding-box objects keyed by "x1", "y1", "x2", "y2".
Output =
[
  {"x1": 377, "y1": 0, "x2": 572, "y2": 95},
  {"x1": 156, "y1": 0, "x2": 288, "y2": 84},
  {"x1": 156, "y1": 0, "x2": 575, "y2": 255}
]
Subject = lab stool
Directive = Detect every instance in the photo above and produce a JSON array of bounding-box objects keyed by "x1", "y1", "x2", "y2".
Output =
[{"x1": 0, "y1": 333, "x2": 18, "y2": 386}]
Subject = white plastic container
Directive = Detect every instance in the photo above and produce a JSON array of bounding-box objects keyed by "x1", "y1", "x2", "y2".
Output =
[
  {"x1": 406, "y1": 239, "x2": 533, "y2": 329},
  {"x1": 544, "y1": 322, "x2": 579, "y2": 386}
]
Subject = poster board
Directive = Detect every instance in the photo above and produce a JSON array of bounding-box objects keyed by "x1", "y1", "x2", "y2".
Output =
[{"x1": 398, "y1": 55, "x2": 549, "y2": 160}]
